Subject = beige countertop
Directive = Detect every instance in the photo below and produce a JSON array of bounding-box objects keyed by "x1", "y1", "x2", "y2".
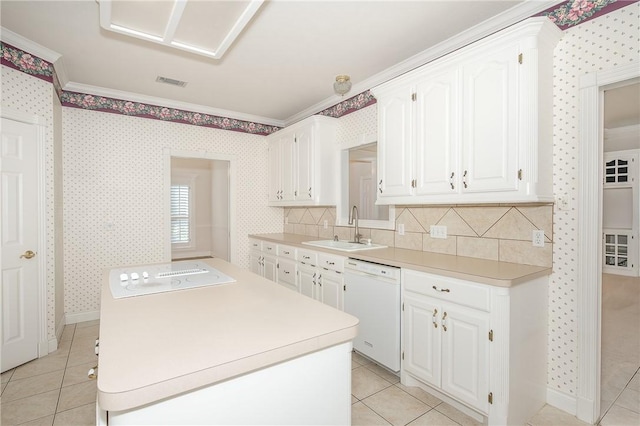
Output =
[
  {"x1": 250, "y1": 233, "x2": 551, "y2": 287},
  {"x1": 97, "y1": 258, "x2": 359, "y2": 412}
]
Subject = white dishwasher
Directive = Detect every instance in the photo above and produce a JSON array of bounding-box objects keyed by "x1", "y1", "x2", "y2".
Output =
[{"x1": 344, "y1": 259, "x2": 401, "y2": 372}]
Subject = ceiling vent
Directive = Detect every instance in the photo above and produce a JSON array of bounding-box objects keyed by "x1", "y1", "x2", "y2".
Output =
[{"x1": 156, "y1": 76, "x2": 188, "y2": 88}]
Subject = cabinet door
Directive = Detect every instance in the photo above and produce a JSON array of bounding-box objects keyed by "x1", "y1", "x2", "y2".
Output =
[
  {"x1": 461, "y1": 45, "x2": 519, "y2": 194},
  {"x1": 267, "y1": 141, "x2": 281, "y2": 203},
  {"x1": 319, "y1": 270, "x2": 343, "y2": 310},
  {"x1": 377, "y1": 85, "x2": 414, "y2": 197},
  {"x1": 280, "y1": 134, "x2": 296, "y2": 201},
  {"x1": 403, "y1": 292, "x2": 441, "y2": 388},
  {"x1": 277, "y1": 258, "x2": 298, "y2": 292},
  {"x1": 414, "y1": 67, "x2": 459, "y2": 195},
  {"x1": 249, "y1": 251, "x2": 263, "y2": 276},
  {"x1": 440, "y1": 303, "x2": 489, "y2": 413},
  {"x1": 263, "y1": 255, "x2": 277, "y2": 282},
  {"x1": 298, "y1": 263, "x2": 317, "y2": 299},
  {"x1": 295, "y1": 127, "x2": 314, "y2": 201}
]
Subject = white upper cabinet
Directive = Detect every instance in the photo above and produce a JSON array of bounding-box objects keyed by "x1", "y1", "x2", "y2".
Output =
[
  {"x1": 460, "y1": 43, "x2": 519, "y2": 194},
  {"x1": 372, "y1": 18, "x2": 561, "y2": 205},
  {"x1": 377, "y1": 83, "x2": 414, "y2": 197},
  {"x1": 267, "y1": 115, "x2": 338, "y2": 206}
]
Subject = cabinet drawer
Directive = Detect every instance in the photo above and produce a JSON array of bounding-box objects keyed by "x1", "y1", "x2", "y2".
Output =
[
  {"x1": 297, "y1": 249, "x2": 318, "y2": 266},
  {"x1": 278, "y1": 245, "x2": 296, "y2": 260},
  {"x1": 278, "y1": 259, "x2": 297, "y2": 287},
  {"x1": 318, "y1": 253, "x2": 345, "y2": 272},
  {"x1": 249, "y1": 239, "x2": 262, "y2": 251},
  {"x1": 263, "y1": 242, "x2": 278, "y2": 255},
  {"x1": 403, "y1": 269, "x2": 490, "y2": 312}
]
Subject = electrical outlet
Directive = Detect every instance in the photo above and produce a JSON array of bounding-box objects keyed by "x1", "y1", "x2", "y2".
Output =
[
  {"x1": 398, "y1": 224, "x2": 405, "y2": 236},
  {"x1": 323, "y1": 220, "x2": 328, "y2": 229},
  {"x1": 556, "y1": 195, "x2": 570, "y2": 211},
  {"x1": 430, "y1": 225, "x2": 447, "y2": 239},
  {"x1": 532, "y1": 230, "x2": 545, "y2": 247}
]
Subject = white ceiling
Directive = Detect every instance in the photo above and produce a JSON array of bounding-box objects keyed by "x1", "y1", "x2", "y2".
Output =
[{"x1": 1, "y1": 0, "x2": 560, "y2": 125}]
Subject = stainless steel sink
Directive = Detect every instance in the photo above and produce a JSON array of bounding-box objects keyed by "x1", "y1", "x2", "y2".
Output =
[{"x1": 301, "y1": 240, "x2": 387, "y2": 252}]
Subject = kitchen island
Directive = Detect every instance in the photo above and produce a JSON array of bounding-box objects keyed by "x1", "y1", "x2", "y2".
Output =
[{"x1": 97, "y1": 258, "x2": 358, "y2": 425}]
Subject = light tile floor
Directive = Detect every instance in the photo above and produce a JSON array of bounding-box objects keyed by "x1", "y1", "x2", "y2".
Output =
[
  {"x1": 599, "y1": 274, "x2": 640, "y2": 425},
  {"x1": 1, "y1": 319, "x2": 634, "y2": 426},
  {"x1": 1, "y1": 321, "x2": 98, "y2": 426}
]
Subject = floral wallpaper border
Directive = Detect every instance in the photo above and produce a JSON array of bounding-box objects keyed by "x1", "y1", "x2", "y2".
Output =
[
  {"x1": 1, "y1": 42, "x2": 54, "y2": 83},
  {"x1": 537, "y1": 0, "x2": 635, "y2": 29},
  {"x1": 318, "y1": 90, "x2": 377, "y2": 119},
  {"x1": 60, "y1": 91, "x2": 281, "y2": 135},
  {"x1": 2, "y1": 0, "x2": 635, "y2": 132}
]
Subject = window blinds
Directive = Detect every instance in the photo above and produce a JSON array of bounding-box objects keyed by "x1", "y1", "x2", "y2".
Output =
[{"x1": 171, "y1": 185, "x2": 190, "y2": 243}]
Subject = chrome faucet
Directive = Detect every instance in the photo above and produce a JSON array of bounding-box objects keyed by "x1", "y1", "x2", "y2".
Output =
[{"x1": 348, "y1": 205, "x2": 362, "y2": 243}]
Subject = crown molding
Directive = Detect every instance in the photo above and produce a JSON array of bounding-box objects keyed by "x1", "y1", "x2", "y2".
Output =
[
  {"x1": 62, "y1": 81, "x2": 285, "y2": 128},
  {"x1": 0, "y1": 27, "x2": 61, "y2": 62},
  {"x1": 1, "y1": 26, "x2": 71, "y2": 87},
  {"x1": 284, "y1": 0, "x2": 559, "y2": 126}
]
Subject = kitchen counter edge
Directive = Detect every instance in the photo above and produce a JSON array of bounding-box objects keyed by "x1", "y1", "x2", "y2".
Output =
[{"x1": 249, "y1": 233, "x2": 551, "y2": 287}]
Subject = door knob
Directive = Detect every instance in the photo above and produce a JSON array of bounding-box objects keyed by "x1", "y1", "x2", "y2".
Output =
[{"x1": 20, "y1": 250, "x2": 36, "y2": 259}]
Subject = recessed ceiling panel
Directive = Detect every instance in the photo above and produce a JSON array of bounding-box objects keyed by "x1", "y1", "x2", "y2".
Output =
[
  {"x1": 109, "y1": 0, "x2": 174, "y2": 38},
  {"x1": 99, "y1": 0, "x2": 263, "y2": 58},
  {"x1": 174, "y1": 1, "x2": 252, "y2": 51}
]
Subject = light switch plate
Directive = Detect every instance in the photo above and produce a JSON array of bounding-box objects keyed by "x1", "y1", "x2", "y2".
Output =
[
  {"x1": 398, "y1": 224, "x2": 405, "y2": 236},
  {"x1": 323, "y1": 220, "x2": 328, "y2": 229},
  {"x1": 430, "y1": 225, "x2": 447, "y2": 239}
]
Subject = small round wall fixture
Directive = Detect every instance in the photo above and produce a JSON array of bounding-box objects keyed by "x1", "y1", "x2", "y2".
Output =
[{"x1": 334, "y1": 75, "x2": 352, "y2": 96}]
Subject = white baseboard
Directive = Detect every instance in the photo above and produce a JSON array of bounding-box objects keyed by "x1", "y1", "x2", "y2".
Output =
[
  {"x1": 44, "y1": 314, "x2": 68, "y2": 354},
  {"x1": 66, "y1": 310, "x2": 100, "y2": 324},
  {"x1": 547, "y1": 387, "x2": 577, "y2": 416}
]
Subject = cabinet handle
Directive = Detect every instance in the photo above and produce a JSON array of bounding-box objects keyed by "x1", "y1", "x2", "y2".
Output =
[
  {"x1": 284, "y1": 270, "x2": 290, "y2": 274},
  {"x1": 294, "y1": 190, "x2": 297, "y2": 197},
  {"x1": 463, "y1": 170, "x2": 468, "y2": 189},
  {"x1": 450, "y1": 172, "x2": 455, "y2": 190},
  {"x1": 442, "y1": 311, "x2": 448, "y2": 332},
  {"x1": 318, "y1": 274, "x2": 322, "y2": 285},
  {"x1": 432, "y1": 285, "x2": 450, "y2": 293},
  {"x1": 379, "y1": 179, "x2": 383, "y2": 193},
  {"x1": 432, "y1": 308, "x2": 438, "y2": 328},
  {"x1": 303, "y1": 255, "x2": 310, "y2": 260},
  {"x1": 326, "y1": 261, "x2": 335, "y2": 266}
]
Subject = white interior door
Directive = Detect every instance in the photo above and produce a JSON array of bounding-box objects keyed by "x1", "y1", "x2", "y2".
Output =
[{"x1": 1, "y1": 117, "x2": 40, "y2": 372}]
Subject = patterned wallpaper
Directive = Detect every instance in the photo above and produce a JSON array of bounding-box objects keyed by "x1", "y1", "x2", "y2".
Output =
[
  {"x1": 1, "y1": 66, "x2": 58, "y2": 342},
  {"x1": 548, "y1": 2, "x2": 639, "y2": 396},
  {"x1": 61, "y1": 108, "x2": 283, "y2": 315}
]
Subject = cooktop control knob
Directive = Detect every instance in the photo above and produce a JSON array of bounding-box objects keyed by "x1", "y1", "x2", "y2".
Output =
[
  {"x1": 142, "y1": 271, "x2": 149, "y2": 279},
  {"x1": 130, "y1": 272, "x2": 140, "y2": 281},
  {"x1": 119, "y1": 273, "x2": 128, "y2": 282}
]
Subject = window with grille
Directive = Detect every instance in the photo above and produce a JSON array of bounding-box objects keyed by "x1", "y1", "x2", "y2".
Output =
[
  {"x1": 171, "y1": 184, "x2": 191, "y2": 244},
  {"x1": 604, "y1": 157, "x2": 631, "y2": 185}
]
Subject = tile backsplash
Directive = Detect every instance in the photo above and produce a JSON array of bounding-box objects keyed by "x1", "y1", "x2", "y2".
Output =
[{"x1": 284, "y1": 204, "x2": 553, "y2": 267}]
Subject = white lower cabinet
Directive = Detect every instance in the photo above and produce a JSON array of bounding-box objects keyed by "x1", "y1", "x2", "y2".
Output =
[
  {"x1": 277, "y1": 258, "x2": 298, "y2": 292},
  {"x1": 318, "y1": 269, "x2": 344, "y2": 311},
  {"x1": 298, "y1": 261, "x2": 320, "y2": 301},
  {"x1": 402, "y1": 268, "x2": 548, "y2": 425},
  {"x1": 403, "y1": 284, "x2": 489, "y2": 413},
  {"x1": 249, "y1": 240, "x2": 345, "y2": 311}
]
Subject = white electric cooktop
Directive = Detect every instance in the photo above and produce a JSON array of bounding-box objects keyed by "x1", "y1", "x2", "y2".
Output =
[{"x1": 109, "y1": 260, "x2": 235, "y2": 299}]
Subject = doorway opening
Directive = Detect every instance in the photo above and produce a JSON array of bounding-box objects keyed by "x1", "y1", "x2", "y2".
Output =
[
  {"x1": 577, "y1": 63, "x2": 639, "y2": 424},
  {"x1": 164, "y1": 150, "x2": 237, "y2": 264},
  {"x1": 599, "y1": 81, "x2": 640, "y2": 423}
]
